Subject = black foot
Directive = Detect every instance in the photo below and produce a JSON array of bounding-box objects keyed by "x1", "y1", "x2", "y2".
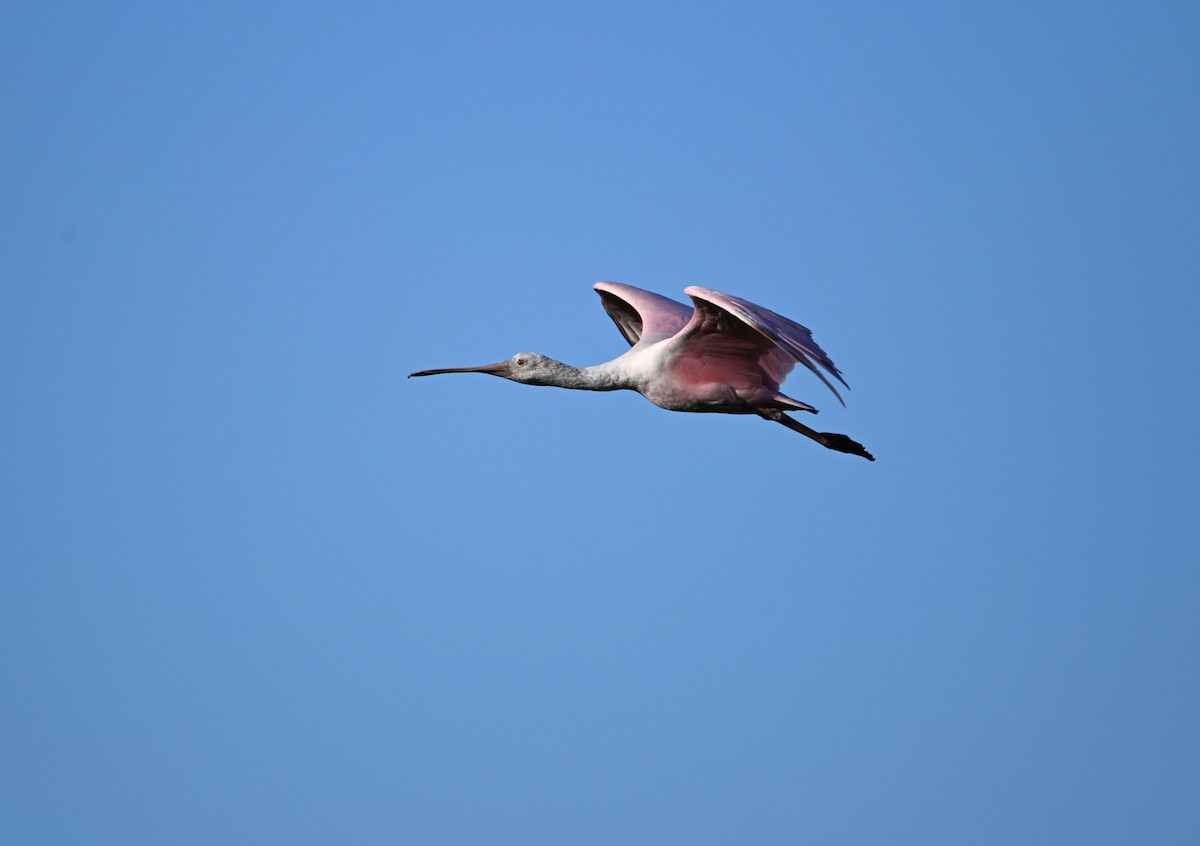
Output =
[{"x1": 821, "y1": 432, "x2": 875, "y2": 461}]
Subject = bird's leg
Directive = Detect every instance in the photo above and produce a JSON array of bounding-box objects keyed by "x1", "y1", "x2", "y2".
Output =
[{"x1": 759, "y1": 410, "x2": 875, "y2": 461}]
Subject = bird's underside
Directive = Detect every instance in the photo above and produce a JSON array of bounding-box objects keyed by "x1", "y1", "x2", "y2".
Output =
[
  {"x1": 636, "y1": 379, "x2": 875, "y2": 460},
  {"x1": 654, "y1": 395, "x2": 875, "y2": 461},
  {"x1": 643, "y1": 383, "x2": 874, "y2": 460}
]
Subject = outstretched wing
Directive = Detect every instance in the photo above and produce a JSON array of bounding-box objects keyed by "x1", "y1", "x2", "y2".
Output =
[
  {"x1": 669, "y1": 286, "x2": 850, "y2": 405},
  {"x1": 593, "y1": 281, "x2": 692, "y2": 347}
]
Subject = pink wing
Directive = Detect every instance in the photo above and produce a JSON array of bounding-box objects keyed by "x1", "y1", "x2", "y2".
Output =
[
  {"x1": 593, "y1": 281, "x2": 693, "y2": 347},
  {"x1": 668, "y1": 286, "x2": 850, "y2": 405}
]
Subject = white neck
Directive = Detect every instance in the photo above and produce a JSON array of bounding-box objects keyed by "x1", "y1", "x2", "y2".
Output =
[{"x1": 535, "y1": 359, "x2": 632, "y2": 392}]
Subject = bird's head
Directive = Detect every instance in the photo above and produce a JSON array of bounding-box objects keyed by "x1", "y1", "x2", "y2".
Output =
[{"x1": 409, "y1": 352, "x2": 565, "y2": 385}]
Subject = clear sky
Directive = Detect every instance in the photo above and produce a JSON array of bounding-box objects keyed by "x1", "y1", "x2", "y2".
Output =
[{"x1": 3, "y1": 1, "x2": 1198, "y2": 843}]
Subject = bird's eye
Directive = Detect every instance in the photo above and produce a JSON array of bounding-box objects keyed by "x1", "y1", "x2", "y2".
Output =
[{"x1": 516, "y1": 357, "x2": 527, "y2": 366}]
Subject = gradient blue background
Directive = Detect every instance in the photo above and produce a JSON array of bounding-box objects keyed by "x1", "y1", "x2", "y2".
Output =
[{"x1": 4, "y1": 2, "x2": 1198, "y2": 843}]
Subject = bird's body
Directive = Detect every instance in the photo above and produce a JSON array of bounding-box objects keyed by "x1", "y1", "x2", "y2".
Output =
[{"x1": 410, "y1": 282, "x2": 874, "y2": 460}]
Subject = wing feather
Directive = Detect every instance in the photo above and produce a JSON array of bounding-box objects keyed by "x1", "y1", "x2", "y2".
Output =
[
  {"x1": 675, "y1": 286, "x2": 851, "y2": 406},
  {"x1": 593, "y1": 281, "x2": 692, "y2": 347}
]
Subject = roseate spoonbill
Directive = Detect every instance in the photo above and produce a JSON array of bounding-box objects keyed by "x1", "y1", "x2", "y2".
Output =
[{"x1": 410, "y1": 282, "x2": 874, "y2": 460}]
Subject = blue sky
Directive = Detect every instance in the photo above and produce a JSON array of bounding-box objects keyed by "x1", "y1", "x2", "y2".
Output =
[{"x1": 3, "y1": 1, "x2": 1198, "y2": 843}]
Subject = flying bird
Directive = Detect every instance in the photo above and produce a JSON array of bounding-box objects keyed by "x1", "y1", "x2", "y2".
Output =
[{"x1": 410, "y1": 282, "x2": 873, "y2": 460}]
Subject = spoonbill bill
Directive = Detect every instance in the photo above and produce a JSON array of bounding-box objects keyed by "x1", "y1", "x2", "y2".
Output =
[{"x1": 410, "y1": 282, "x2": 874, "y2": 460}]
